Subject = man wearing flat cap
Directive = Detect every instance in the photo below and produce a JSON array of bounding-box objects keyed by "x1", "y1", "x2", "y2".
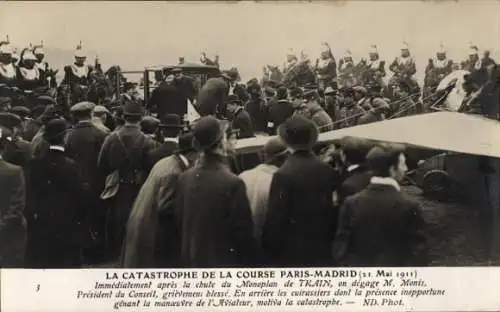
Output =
[
  {"x1": 195, "y1": 70, "x2": 235, "y2": 117},
  {"x1": 239, "y1": 137, "x2": 289, "y2": 252},
  {"x1": 174, "y1": 116, "x2": 257, "y2": 267},
  {"x1": 98, "y1": 101, "x2": 156, "y2": 260},
  {"x1": 25, "y1": 118, "x2": 87, "y2": 268},
  {"x1": 140, "y1": 116, "x2": 161, "y2": 144},
  {"x1": 0, "y1": 124, "x2": 27, "y2": 268},
  {"x1": 92, "y1": 105, "x2": 111, "y2": 134},
  {"x1": 262, "y1": 115, "x2": 340, "y2": 267},
  {"x1": 334, "y1": 143, "x2": 427, "y2": 266},
  {"x1": 122, "y1": 130, "x2": 197, "y2": 268},
  {"x1": 0, "y1": 112, "x2": 33, "y2": 168},
  {"x1": 66, "y1": 101, "x2": 109, "y2": 264},
  {"x1": 146, "y1": 114, "x2": 183, "y2": 171}
]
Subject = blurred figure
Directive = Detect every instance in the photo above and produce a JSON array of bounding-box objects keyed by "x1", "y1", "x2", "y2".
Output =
[
  {"x1": 147, "y1": 114, "x2": 183, "y2": 170},
  {"x1": 92, "y1": 105, "x2": 111, "y2": 134},
  {"x1": 25, "y1": 119, "x2": 86, "y2": 268},
  {"x1": 0, "y1": 125, "x2": 27, "y2": 268}
]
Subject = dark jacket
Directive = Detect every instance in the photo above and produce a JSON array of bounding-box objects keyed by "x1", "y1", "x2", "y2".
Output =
[
  {"x1": 245, "y1": 98, "x2": 268, "y2": 133},
  {"x1": 195, "y1": 77, "x2": 229, "y2": 116},
  {"x1": 175, "y1": 153, "x2": 256, "y2": 268},
  {"x1": 336, "y1": 182, "x2": 427, "y2": 266},
  {"x1": 147, "y1": 139, "x2": 178, "y2": 171},
  {"x1": 232, "y1": 107, "x2": 255, "y2": 139},
  {"x1": 25, "y1": 148, "x2": 87, "y2": 268},
  {"x1": 262, "y1": 151, "x2": 339, "y2": 267},
  {"x1": 268, "y1": 99, "x2": 295, "y2": 132},
  {"x1": 3, "y1": 137, "x2": 33, "y2": 168},
  {"x1": 150, "y1": 81, "x2": 187, "y2": 118},
  {"x1": 0, "y1": 159, "x2": 27, "y2": 268},
  {"x1": 338, "y1": 165, "x2": 372, "y2": 206},
  {"x1": 66, "y1": 121, "x2": 108, "y2": 195}
]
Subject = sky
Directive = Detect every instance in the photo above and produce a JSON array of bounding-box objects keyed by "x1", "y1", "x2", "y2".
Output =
[{"x1": 1, "y1": 1, "x2": 499, "y2": 81}]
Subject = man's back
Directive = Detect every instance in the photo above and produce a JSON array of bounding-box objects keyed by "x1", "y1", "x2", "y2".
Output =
[
  {"x1": 341, "y1": 183, "x2": 426, "y2": 266},
  {"x1": 176, "y1": 153, "x2": 255, "y2": 267}
]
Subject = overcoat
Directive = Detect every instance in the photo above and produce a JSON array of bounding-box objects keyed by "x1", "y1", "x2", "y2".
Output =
[
  {"x1": 0, "y1": 159, "x2": 27, "y2": 268},
  {"x1": 25, "y1": 148, "x2": 87, "y2": 268},
  {"x1": 336, "y1": 183, "x2": 427, "y2": 266},
  {"x1": 121, "y1": 153, "x2": 191, "y2": 268},
  {"x1": 262, "y1": 151, "x2": 339, "y2": 267},
  {"x1": 175, "y1": 153, "x2": 257, "y2": 268}
]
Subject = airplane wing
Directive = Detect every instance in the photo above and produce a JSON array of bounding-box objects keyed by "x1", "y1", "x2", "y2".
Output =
[{"x1": 235, "y1": 112, "x2": 500, "y2": 158}]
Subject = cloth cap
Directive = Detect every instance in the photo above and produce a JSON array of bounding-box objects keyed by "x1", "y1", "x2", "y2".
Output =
[
  {"x1": 10, "y1": 106, "x2": 32, "y2": 118},
  {"x1": 75, "y1": 48, "x2": 86, "y2": 58},
  {"x1": 0, "y1": 112, "x2": 22, "y2": 130},
  {"x1": 192, "y1": 116, "x2": 223, "y2": 151},
  {"x1": 93, "y1": 105, "x2": 110, "y2": 115},
  {"x1": 140, "y1": 116, "x2": 160, "y2": 133},
  {"x1": 278, "y1": 114, "x2": 319, "y2": 151},
  {"x1": 33, "y1": 46, "x2": 45, "y2": 55},
  {"x1": 71, "y1": 101, "x2": 95, "y2": 113},
  {"x1": 36, "y1": 95, "x2": 56, "y2": 105},
  {"x1": 227, "y1": 94, "x2": 241, "y2": 105},
  {"x1": 263, "y1": 137, "x2": 288, "y2": 160}
]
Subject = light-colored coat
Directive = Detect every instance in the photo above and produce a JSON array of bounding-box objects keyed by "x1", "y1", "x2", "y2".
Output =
[{"x1": 239, "y1": 164, "x2": 279, "y2": 246}]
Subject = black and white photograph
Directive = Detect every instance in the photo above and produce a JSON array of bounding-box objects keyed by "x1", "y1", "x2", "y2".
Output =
[{"x1": 0, "y1": 0, "x2": 499, "y2": 272}]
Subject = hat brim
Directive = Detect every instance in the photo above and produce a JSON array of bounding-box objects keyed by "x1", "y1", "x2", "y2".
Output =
[
  {"x1": 159, "y1": 123, "x2": 184, "y2": 128},
  {"x1": 278, "y1": 121, "x2": 319, "y2": 151},
  {"x1": 192, "y1": 131, "x2": 223, "y2": 151}
]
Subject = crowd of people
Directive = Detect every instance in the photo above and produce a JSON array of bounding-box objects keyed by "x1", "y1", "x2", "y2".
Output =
[{"x1": 0, "y1": 37, "x2": 498, "y2": 269}]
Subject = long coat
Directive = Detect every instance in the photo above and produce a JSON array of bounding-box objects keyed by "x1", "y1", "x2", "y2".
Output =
[
  {"x1": 338, "y1": 165, "x2": 372, "y2": 207},
  {"x1": 195, "y1": 77, "x2": 229, "y2": 116},
  {"x1": 150, "y1": 82, "x2": 186, "y2": 118},
  {"x1": 268, "y1": 99, "x2": 295, "y2": 133},
  {"x1": 336, "y1": 183, "x2": 427, "y2": 266},
  {"x1": 147, "y1": 140, "x2": 178, "y2": 172},
  {"x1": 121, "y1": 153, "x2": 191, "y2": 268},
  {"x1": 65, "y1": 121, "x2": 108, "y2": 256},
  {"x1": 25, "y1": 148, "x2": 87, "y2": 268},
  {"x1": 262, "y1": 151, "x2": 339, "y2": 267},
  {"x1": 98, "y1": 124, "x2": 156, "y2": 257},
  {"x1": 175, "y1": 153, "x2": 257, "y2": 268},
  {"x1": 0, "y1": 159, "x2": 27, "y2": 268}
]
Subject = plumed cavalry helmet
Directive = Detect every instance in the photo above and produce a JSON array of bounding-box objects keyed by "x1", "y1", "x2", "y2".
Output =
[
  {"x1": 401, "y1": 41, "x2": 410, "y2": 51},
  {"x1": 468, "y1": 43, "x2": 479, "y2": 56},
  {"x1": 0, "y1": 35, "x2": 13, "y2": 55},
  {"x1": 33, "y1": 40, "x2": 45, "y2": 56},
  {"x1": 74, "y1": 41, "x2": 86, "y2": 58},
  {"x1": 343, "y1": 49, "x2": 353, "y2": 60},
  {"x1": 22, "y1": 43, "x2": 37, "y2": 61},
  {"x1": 368, "y1": 44, "x2": 378, "y2": 56}
]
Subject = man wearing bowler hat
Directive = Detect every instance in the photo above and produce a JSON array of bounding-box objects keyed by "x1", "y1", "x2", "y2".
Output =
[
  {"x1": 122, "y1": 130, "x2": 197, "y2": 268},
  {"x1": 25, "y1": 119, "x2": 87, "y2": 268},
  {"x1": 174, "y1": 116, "x2": 256, "y2": 267},
  {"x1": 98, "y1": 101, "x2": 156, "y2": 260},
  {"x1": 147, "y1": 114, "x2": 184, "y2": 170},
  {"x1": 262, "y1": 115, "x2": 340, "y2": 267}
]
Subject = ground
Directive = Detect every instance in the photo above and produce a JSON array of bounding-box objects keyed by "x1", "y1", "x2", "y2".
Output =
[{"x1": 88, "y1": 186, "x2": 500, "y2": 268}]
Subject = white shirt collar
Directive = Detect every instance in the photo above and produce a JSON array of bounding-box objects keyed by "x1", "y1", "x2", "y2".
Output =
[
  {"x1": 164, "y1": 137, "x2": 178, "y2": 143},
  {"x1": 370, "y1": 176, "x2": 400, "y2": 191},
  {"x1": 49, "y1": 145, "x2": 65, "y2": 152},
  {"x1": 347, "y1": 164, "x2": 360, "y2": 172}
]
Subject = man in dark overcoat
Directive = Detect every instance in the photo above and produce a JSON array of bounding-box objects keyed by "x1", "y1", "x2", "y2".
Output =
[
  {"x1": 98, "y1": 101, "x2": 156, "y2": 260},
  {"x1": 267, "y1": 86, "x2": 294, "y2": 135},
  {"x1": 334, "y1": 143, "x2": 427, "y2": 266},
  {"x1": 121, "y1": 131, "x2": 197, "y2": 268},
  {"x1": 25, "y1": 119, "x2": 87, "y2": 268},
  {"x1": 262, "y1": 115, "x2": 340, "y2": 267},
  {"x1": 0, "y1": 126, "x2": 27, "y2": 268},
  {"x1": 66, "y1": 101, "x2": 109, "y2": 264},
  {"x1": 195, "y1": 71, "x2": 233, "y2": 117},
  {"x1": 175, "y1": 116, "x2": 257, "y2": 268}
]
